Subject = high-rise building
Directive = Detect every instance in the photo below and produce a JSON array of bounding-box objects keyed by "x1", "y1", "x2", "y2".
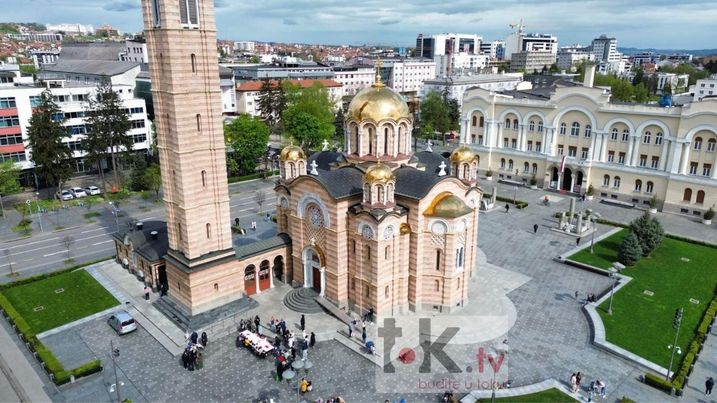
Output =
[
  {"x1": 504, "y1": 22, "x2": 558, "y2": 61},
  {"x1": 590, "y1": 35, "x2": 621, "y2": 63},
  {"x1": 415, "y1": 33, "x2": 483, "y2": 76},
  {"x1": 142, "y1": 0, "x2": 238, "y2": 315}
]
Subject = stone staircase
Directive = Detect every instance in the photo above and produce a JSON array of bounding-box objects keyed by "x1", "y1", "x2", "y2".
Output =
[
  {"x1": 154, "y1": 295, "x2": 257, "y2": 330},
  {"x1": 282, "y1": 287, "x2": 324, "y2": 313}
]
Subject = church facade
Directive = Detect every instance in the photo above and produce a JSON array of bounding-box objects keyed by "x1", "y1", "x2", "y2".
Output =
[{"x1": 275, "y1": 73, "x2": 483, "y2": 315}]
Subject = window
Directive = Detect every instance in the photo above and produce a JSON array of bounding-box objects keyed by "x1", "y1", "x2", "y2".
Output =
[
  {"x1": 365, "y1": 246, "x2": 371, "y2": 262},
  {"x1": 206, "y1": 223, "x2": 211, "y2": 238},
  {"x1": 500, "y1": 158, "x2": 506, "y2": 169},
  {"x1": 479, "y1": 116, "x2": 484, "y2": 127},
  {"x1": 536, "y1": 142, "x2": 542, "y2": 152},
  {"x1": 527, "y1": 141, "x2": 533, "y2": 151},
  {"x1": 191, "y1": 54, "x2": 197, "y2": 73},
  {"x1": 29, "y1": 96, "x2": 42, "y2": 107},
  {"x1": 568, "y1": 146, "x2": 577, "y2": 157},
  {"x1": 570, "y1": 122, "x2": 580, "y2": 136},
  {"x1": 365, "y1": 285, "x2": 370, "y2": 297},
  {"x1": 472, "y1": 116, "x2": 477, "y2": 126},
  {"x1": 513, "y1": 119, "x2": 519, "y2": 130},
  {"x1": 611, "y1": 128, "x2": 618, "y2": 141},
  {"x1": 655, "y1": 132, "x2": 663, "y2": 145},
  {"x1": 511, "y1": 139, "x2": 517, "y2": 149},
  {"x1": 351, "y1": 278, "x2": 355, "y2": 290},
  {"x1": 532, "y1": 163, "x2": 538, "y2": 174},
  {"x1": 384, "y1": 246, "x2": 390, "y2": 260},
  {"x1": 709, "y1": 139, "x2": 716, "y2": 152},
  {"x1": 643, "y1": 131, "x2": 651, "y2": 144},
  {"x1": 618, "y1": 152, "x2": 625, "y2": 164},
  {"x1": 508, "y1": 159, "x2": 514, "y2": 170},
  {"x1": 646, "y1": 181, "x2": 654, "y2": 193},
  {"x1": 529, "y1": 121, "x2": 535, "y2": 131},
  {"x1": 634, "y1": 179, "x2": 642, "y2": 192},
  {"x1": 201, "y1": 170, "x2": 207, "y2": 187},
  {"x1": 505, "y1": 118, "x2": 510, "y2": 128},
  {"x1": 131, "y1": 133, "x2": 147, "y2": 143},
  {"x1": 703, "y1": 164, "x2": 712, "y2": 177},
  {"x1": 581, "y1": 147, "x2": 589, "y2": 159},
  {"x1": 557, "y1": 145, "x2": 564, "y2": 155},
  {"x1": 683, "y1": 188, "x2": 692, "y2": 202},
  {"x1": 503, "y1": 138, "x2": 509, "y2": 147},
  {"x1": 0, "y1": 151, "x2": 25, "y2": 162},
  {"x1": 0, "y1": 116, "x2": 20, "y2": 128},
  {"x1": 689, "y1": 162, "x2": 698, "y2": 175},
  {"x1": 0, "y1": 97, "x2": 16, "y2": 108},
  {"x1": 584, "y1": 125, "x2": 592, "y2": 137},
  {"x1": 694, "y1": 137, "x2": 703, "y2": 150},
  {"x1": 178, "y1": 223, "x2": 182, "y2": 241},
  {"x1": 351, "y1": 239, "x2": 356, "y2": 255},
  {"x1": 697, "y1": 190, "x2": 706, "y2": 204},
  {"x1": 67, "y1": 125, "x2": 87, "y2": 135},
  {"x1": 214, "y1": 283, "x2": 219, "y2": 291},
  {"x1": 385, "y1": 286, "x2": 389, "y2": 299},
  {"x1": 622, "y1": 130, "x2": 630, "y2": 142},
  {"x1": 651, "y1": 156, "x2": 659, "y2": 169},
  {"x1": 608, "y1": 151, "x2": 615, "y2": 162},
  {"x1": 130, "y1": 120, "x2": 145, "y2": 129},
  {"x1": 179, "y1": 0, "x2": 200, "y2": 27},
  {"x1": 537, "y1": 121, "x2": 543, "y2": 132},
  {"x1": 434, "y1": 280, "x2": 440, "y2": 292},
  {"x1": 559, "y1": 123, "x2": 566, "y2": 135},
  {"x1": 435, "y1": 250, "x2": 441, "y2": 271},
  {"x1": 0, "y1": 135, "x2": 22, "y2": 146},
  {"x1": 639, "y1": 154, "x2": 647, "y2": 167},
  {"x1": 613, "y1": 176, "x2": 621, "y2": 188},
  {"x1": 523, "y1": 162, "x2": 529, "y2": 173},
  {"x1": 603, "y1": 175, "x2": 610, "y2": 186},
  {"x1": 455, "y1": 246, "x2": 464, "y2": 269},
  {"x1": 196, "y1": 114, "x2": 201, "y2": 132}
]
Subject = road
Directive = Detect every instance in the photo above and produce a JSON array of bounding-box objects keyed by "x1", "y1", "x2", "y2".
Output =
[{"x1": 0, "y1": 179, "x2": 277, "y2": 283}]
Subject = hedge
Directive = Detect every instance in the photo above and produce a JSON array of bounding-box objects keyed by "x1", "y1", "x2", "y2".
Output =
[
  {"x1": 228, "y1": 172, "x2": 266, "y2": 183},
  {"x1": 484, "y1": 194, "x2": 529, "y2": 209},
  {"x1": 0, "y1": 279, "x2": 103, "y2": 385},
  {"x1": 0, "y1": 257, "x2": 111, "y2": 290},
  {"x1": 644, "y1": 372, "x2": 673, "y2": 393}
]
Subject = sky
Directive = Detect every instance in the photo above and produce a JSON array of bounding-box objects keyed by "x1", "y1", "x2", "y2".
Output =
[{"x1": 3, "y1": 0, "x2": 717, "y2": 49}]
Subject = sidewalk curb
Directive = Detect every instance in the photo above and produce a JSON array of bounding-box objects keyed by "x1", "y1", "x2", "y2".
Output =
[
  {"x1": 2, "y1": 235, "x2": 32, "y2": 243},
  {"x1": 52, "y1": 225, "x2": 85, "y2": 233}
]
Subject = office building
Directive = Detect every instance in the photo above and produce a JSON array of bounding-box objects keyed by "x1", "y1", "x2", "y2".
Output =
[
  {"x1": 509, "y1": 51, "x2": 557, "y2": 73},
  {"x1": 416, "y1": 33, "x2": 483, "y2": 76},
  {"x1": 690, "y1": 74, "x2": 717, "y2": 102},
  {"x1": 421, "y1": 73, "x2": 529, "y2": 106}
]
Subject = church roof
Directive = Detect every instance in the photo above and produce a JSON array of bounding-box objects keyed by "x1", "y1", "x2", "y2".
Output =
[
  {"x1": 235, "y1": 233, "x2": 292, "y2": 259},
  {"x1": 111, "y1": 220, "x2": 168, "y2": 263}
]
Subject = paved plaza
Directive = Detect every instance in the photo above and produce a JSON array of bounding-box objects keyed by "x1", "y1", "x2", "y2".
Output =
[{"x1": 4, "y1": 180, "x2": 717, "y2": 401}]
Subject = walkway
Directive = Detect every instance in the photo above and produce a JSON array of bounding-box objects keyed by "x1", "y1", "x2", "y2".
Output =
[{"x1": 0, "y1": 319, "x2": 51, "y2": 402}]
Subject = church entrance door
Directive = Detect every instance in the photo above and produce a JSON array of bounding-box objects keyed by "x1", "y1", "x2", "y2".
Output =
[
  {"x1": 259, "y1": 260, "x2": 271, "y2": 291},
  {"x1": 312, "y1": 267, "x2": 321, "y2": 293},
  {"x1": 244, "y1": 265, "x2": 256, "y2": 296}
]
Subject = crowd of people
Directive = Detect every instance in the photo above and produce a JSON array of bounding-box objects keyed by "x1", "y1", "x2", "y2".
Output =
[
  {"x1": 181, "y1": 331, "x2": 208, "y2": 371},
  {"x1": 570, "y1": 372, "x2": 607, "y2": 401}
]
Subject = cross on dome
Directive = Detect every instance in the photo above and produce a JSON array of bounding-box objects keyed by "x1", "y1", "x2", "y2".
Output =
[
  {"x1": 322, "y1": 139, "x2": 330, "y2": 151},
  {"x1": 309, "y1": 160, "x2": 319, "y2": 175},
  {"x1": 438, "y1": 161, "x2": 447, "y2": 176}
]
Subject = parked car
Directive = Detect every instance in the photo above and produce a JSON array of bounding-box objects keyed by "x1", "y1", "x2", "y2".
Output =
[
  {"x1": 85, "y1": 185, "x2": 102, "y2": 195},
  {"x1": 107, "y1": 311, "x2": 137, "y2": 335},
  {"x1": 70, "y1": 187, "x2": 88, "y2": 198},
  {"x1": 56, "y1": 190, "x2": 74, "y2": 201}
]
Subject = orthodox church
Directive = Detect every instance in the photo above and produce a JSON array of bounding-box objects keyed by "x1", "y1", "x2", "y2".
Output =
[{"x1": 275, "y1": 70, "x2": 483, "y2": 315}]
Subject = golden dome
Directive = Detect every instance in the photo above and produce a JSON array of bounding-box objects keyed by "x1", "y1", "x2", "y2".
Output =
[
  {"x1": 280, "y1": 144, "x2": 305, "y2": 161},
  {"x1": 363, "y1": 162, "x2": 395, "y2": 183},
  {"x1": 424, "y1": 194, "x2": 472, "y2": 218},
  {"x1": 347, "y1": 85, "x2": 410, "y2": 122},
  {"x1": 450, "y1": 145, "x2": 477, "y2": 163}
]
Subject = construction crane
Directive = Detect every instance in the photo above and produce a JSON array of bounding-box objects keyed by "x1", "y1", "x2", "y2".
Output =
[{"x1": 509, "y1": 19, "x2": 525, "y2": 33}]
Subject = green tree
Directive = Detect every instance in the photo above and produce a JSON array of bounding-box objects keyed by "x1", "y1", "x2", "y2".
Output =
[
  {"x1": 143, "y1": 164, "x2": 162, "y2": 200},
  {"x1": 26, "y1": 91, "x2": 73, "y2": 198},
  {"x1": 662, "y1": 83, "x2": 672, "y2": 95},
  {"x1": 633, "y1": 83, "x2": 649, "y2": 103},
  {"x1": 282, "y1": 82, "x2": 335, "y2": 151},
  {"x1": 256, "y1": 79, "x2": 277, "y2": 126},
  {"x1": 333, "y1": 108, "x2": 345, "y2": 147},
  {"x1": 0, "y1": 161, "x2": 21, "y2": 196},
  {"x1": 549, "y1": 63, "x2": 559, "y2": 73},
  {"x1": 84, "y1": 82, "x2": 133, "y2": 190},
  {"x1": 420, "y1": 91, "x2": 450, "y2": 141},
  {"x1": 224, "y1": 114, "x2": 270, "y2": 176},
  {"x1": 610, "y1": 79, "x2": 634, "y2": 102},
  {"x1": 618, "y1": 232, "x2": 643, "y2": 266},
  {"x1": 632, "y1": 69, "x2": 644, "y2": 86},
  {"x1": 250, "y1": 55, "x2": 260, "y2": 64},
  {"x1": 629, "y1": 212, "x2": 664, "y2": 256},
  {"x1": 129, "y1": 156, "x2": 148, "y2": 191}
]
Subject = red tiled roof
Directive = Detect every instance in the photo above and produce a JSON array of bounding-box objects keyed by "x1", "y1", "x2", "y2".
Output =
[{"x1": 236, "y1": 79, "x2": 342, "y2": 92}]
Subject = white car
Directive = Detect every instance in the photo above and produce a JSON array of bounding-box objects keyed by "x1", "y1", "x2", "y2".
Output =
[
  {"x1": 85, "y1": 185, "x2": 102, "y2": 195},
  {"x1": 71, "y1": 187, "x2": 88, "y2": 198},
  {"x1": 56, "y1": 190, "x2": 74, "y2": 201}
]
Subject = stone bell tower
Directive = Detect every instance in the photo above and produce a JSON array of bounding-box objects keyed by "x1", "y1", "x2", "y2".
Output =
[{"x1": 142, "y1": 0, "x2": 240, "y2": 314}]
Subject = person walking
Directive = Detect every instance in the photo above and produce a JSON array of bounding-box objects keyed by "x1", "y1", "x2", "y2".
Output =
[
  {"x1": 348, "y1": 323, "x2": 353, "y2": 338},
  {"x1": 302, "y1": 339, "x2": 309, "y2": 360},
  {"x1": 570, "y1": 373, "x2": 577, "y2": 393},
  {"x1": 706, "y1": 377, "x2": 714, "y2": 395},
  {"x1": 533, "y1": 224, "x2": 538, "y2": 234},
  {"x1": 576, "y1": 372, "x2": 582, "y2": 391},
  {"x1": 362, "y1": 327, "x2": 367, "y2": 344},
  {"x1": 144, "y1": 285, "x2": 150, "y2": 301},
  {"x1": 309, "y1": 332, "x2": 316, "y2": 348},
  {"x1": 254, "y1": 315, "x2": 261, "y2": 331},
  {"x1": 576, "y1": 237, "x2": 581, "y2": 246},
  {"x1": 504, "y1": 203, "x2": 510, "y2": 213},
  {"x1": 300, "y1": 314, "x2": 305, "y2": 331}
]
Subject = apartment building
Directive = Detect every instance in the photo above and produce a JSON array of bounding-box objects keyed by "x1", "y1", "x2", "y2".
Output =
[
  {"x1": 421, "y1": 73, "x2": 529, "y2": 106},
  {"x1": 388, "y1": 58, "x2": 437, "y2": 93},
  {"x1": 235, "y1": 79, "x2": 342, "y2": 116},
  {"x1": 416, "y1": 33, "x2": 483, "y2": 76},
  {"x1": 459, "y1": 68, "x2": 717, "y2": 216},
  {"x1": 691, "y1": 75, "x2": 717, "y2": 102},
  {"x1": 509, "y1": 51, "x2": 557, "y2": 73},
  {"x1": 332, "y1": 65, "x2": 375, "y2": 96}
]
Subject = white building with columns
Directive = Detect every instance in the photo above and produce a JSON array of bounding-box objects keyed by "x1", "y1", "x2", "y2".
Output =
[{"x1": 458, "y1": 71, "x2": 717, "y2": 216}]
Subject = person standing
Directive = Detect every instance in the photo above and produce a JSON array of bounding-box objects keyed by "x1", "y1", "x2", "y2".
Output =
[
  {"x1": 348, "y1": 323, "x2": 353, "y2": 338},
  {"x1": 533, "y1": 224, "x2": 538, "y2": 234},
  {"x1": 310, "y1": 332, "x2": 316, "y2": 348},
  {"x1": 362, "y1": 327, "x2": 367, "y2": 344},
  {"x1": 576, "y1": 372, "x2": 582, "y2": 391},
  {"x1": 505, "y1": 203, "x2": 510, "y2": 213},
  {"x1": 570, "y1": 373, "x2": 577, "y2": 393},
  {"x1": 302, "y1": 339, "x2": 309, "y2": 360},
  {"x1": 254, "y1": 315, "x2": 261, "y2": 331},
  {"x1": 300, "y1": 314, "x2": 305, "y2": 331},
  {"x1": 576, "y1": 237, "x2": 581, "y2": 246},
  {"x1": 706, "y1": 377, "x2": 714, "y2": 395},
  {"x1": 144, "y1": 285, "x2": 150, "y2": 301}
]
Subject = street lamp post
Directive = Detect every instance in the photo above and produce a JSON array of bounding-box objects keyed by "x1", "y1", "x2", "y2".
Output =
[
  {"x1": 666, "y1": 308, "x2": 683, "y2": 381},
  {"x1": 110, "y1": 340, "x2": 121, "y2": 402},
  {"x1": 513, "y1": 186, "x2": 518, "y2": 205},
  {"x1": 35, "y1": 193, "x2": 43, "y2": 232},
  {"x1": 109, "y1": 202, "x2": 120, "y2": 233},
  {"x1": 590, "y1": 212, "x2": 601, "y2": 254},
  {"x1": 608, "y1": 262, "x2": 624, "y2": 315}
]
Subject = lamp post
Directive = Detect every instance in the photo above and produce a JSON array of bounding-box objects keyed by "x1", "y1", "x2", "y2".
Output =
[
  {"x1": 666, "y1": 308, "x2": 683, "y2": 381},
  {"x1": 109, "y1": 201, "x2": 120, "y2": 233},
  {"x1": 110, "y1": 340, "x2": 121, "y2": 402},
  {"x1": 284, "y1": 359, "x2": 305, "y2": 402},
  {"x1": 513, "y1": 186, "x2": 518, "y2": 205},
  {"x1": 607, "y1": 262, "x2": 624, "y2": 315},
  {"x1": 590, "y1": 212, "x2": 601, "y2": 254}
]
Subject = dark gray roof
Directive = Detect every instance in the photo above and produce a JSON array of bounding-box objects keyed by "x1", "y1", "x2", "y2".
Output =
[
  {"x1": 306, "y1": 152, "x2": 364, "y2": 199},
  {"x1": 234, "y1": 233, "x2": 292, "y2": 259},
  {"x1": 500, "y1": 79, "x2": 581, "y2": 100},
  {"x1": 60, "y1": 42, "x2": 127, "y2": 61},
  {"x1": 41, "y1": 59, "x2": 139, "y2": 77},
  {"x1": 112, "y1": 220, "x2": 169, "y2": 263}
]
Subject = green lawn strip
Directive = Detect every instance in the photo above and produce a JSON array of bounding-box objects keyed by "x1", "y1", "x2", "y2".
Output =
[
  {"x1": 1, "y1": 269, "x2": 118, "y2": 333},
  {"x1": 569, "y1": 230, "x2": 717, "y2": 368},
  {"x1": 476, "y1": 388, "x2": 576, "y2": 402}
]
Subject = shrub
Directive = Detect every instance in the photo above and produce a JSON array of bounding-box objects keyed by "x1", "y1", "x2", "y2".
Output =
[
  {"x1": 530, "y1": 175, "x2": 537, "y2": 186},
  {"x1": 71, "y1": 359, "x2": 102, "y2": 378},
  {"x1": 587, "y1": 184, "x2": 594, "y2": 196},
  {"x1": 12, "y1": 218, "x2": 32, "y2": 234},
  {"x1": 644, "y1": 372, "x2": 673, "y2": 393},
  {"x1": 705, "y1": 208, "x2": 715, "y2": 220},
  {"x1": 618, "y1": 232, "x2": 643, "y2": 266},
  {"x1": 649, "y1": 196, "x2": 659, "y2": 209},
  {"x1": 485, "y1": 169, "x2": 493, "y2": 177},
  {"x1": 629, "y1": 212, "x2": 664, "y2": 256}
]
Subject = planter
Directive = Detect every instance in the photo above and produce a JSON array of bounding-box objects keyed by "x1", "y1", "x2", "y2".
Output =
[
  {"x1": 530, "y1": 185, "x2": 538, "y2": 190},
  {"x1": 649, "y1": 208, "x2": 657, "y2": 214},
  {"x1": 485, "y1": 176, "x2": 493, "y2": 181},
  {"x1": 586, "y1": 195, "x2": 594, "y2": 201},
  {"x1": 703, "y1": 219, "x2": 712, "y2": 225}
]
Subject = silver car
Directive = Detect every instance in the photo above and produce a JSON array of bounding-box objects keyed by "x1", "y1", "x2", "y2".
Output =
[{"x1": 107, "y1": 310, "x2": 137, "y2": 335}]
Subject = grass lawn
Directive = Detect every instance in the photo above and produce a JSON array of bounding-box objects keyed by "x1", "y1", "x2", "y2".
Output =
[
  {"x1": 1, "y1": 270, "x2": 118, "y2": 333},
  {"x1": 569, "y1": 228, "x2": 717, "y2": 367},
  {"x1": 476, "y1": 388, "x2": 576, "y2": 402}
]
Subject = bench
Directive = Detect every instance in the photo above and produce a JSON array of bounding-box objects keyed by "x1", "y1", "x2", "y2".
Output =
[
  {"x1": 498, "y1": 179, "x2": 524, "y2": 187},
  {"x1": 600, "y1": 198, "x2": 634, "y2": 208}
]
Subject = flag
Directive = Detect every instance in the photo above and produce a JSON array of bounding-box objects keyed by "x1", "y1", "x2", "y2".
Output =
[{"x1": 560, "y1": 155, "x2": 567, "y2": 173}]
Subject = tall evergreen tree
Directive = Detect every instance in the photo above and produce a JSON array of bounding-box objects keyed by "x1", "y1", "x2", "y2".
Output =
[
  {"x1": 618, "y1": 232, "x2": 643, "y2": 266},
  {"x1": 256, "y1": 79, "x2": 276, "y2": 126},
  {"x1": 26, "y1": 91, "x2": 73, "y2": 198},
  {"x1": 629, "y1": 212, "x2": 664, "y2": 256},
  {"x1": 84, "y1": 81, "x2": 133, "y2": 190}
]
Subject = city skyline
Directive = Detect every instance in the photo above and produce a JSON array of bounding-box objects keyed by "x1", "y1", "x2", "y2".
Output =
[{"x1": 2, "y1": 0, "x2": 716, "y2": 49}]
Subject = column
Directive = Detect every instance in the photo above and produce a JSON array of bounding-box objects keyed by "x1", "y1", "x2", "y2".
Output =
[
  {"x1": 496, "y1": 123, "x2": 504, "y2": 148},
  {"x1": 358, "y1": 128, "x2": 363, "y2": 156},
  {"x1": 484, "y1": 121, "x2": 494, "y2": 148},
  {"x1": 460, "y1": 117, "x2": 469, "y2": 144},
  {"x1": 255, "y1": 268, "x2": 261, "y2": 294},
  {"x1": 303, "y1": 259, "x2": 310, "y2": 288},
  {"x1": 346, "y1": 129, "x2": 351, "y2": 154},
  {"x1": 666, "y1": 140, "x2": 680, "y2": 173},
  {"x1": 630, "y1": 137, "x2": 641, "y2": 166},
  {"x1": 711, "y1": 152, "x2": 717, "y2": 179},
  {"x1": 269, "y1": 265, "x2": 275, "y2": 289},
  {"x1": 319, "y1": 267, "x2": 326, "y2": 297},
  {"x1": 541, "y1": 128, "x2": 548, "y2": 154},
  {"x1": 626, "y1": 137, "x2": 635, "y2": 166},
  {"x1": 599, "y1": 133, "x2": 608, "y2": 162},
  {"x1": 659, "y1": 140, "x2": 670, "y2": 171},
  {"x1": 570, "y1": 175, "x2": 575, "y2": 193},
  {"x1": 519, "y1": 124, "x2": 528, "y2": 151},
  {"x1": 589, "y1": 131, "x2": 598, "y2": 161},
  {"x1": 679, "y1": 142, "x2": 691, "y2": 174}
]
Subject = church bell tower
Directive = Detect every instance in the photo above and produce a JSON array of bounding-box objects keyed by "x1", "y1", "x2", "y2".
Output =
[{"x1": 142, "y1": 0, "x2": 239, "y2": 314}]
